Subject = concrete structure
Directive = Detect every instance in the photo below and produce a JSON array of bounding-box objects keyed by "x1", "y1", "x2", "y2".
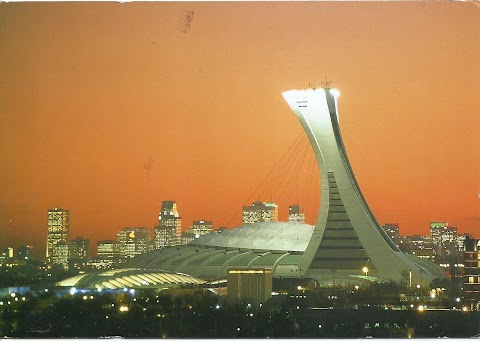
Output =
[
  {"x1": 154, "y1": 201, "x2": 182, "y2": 248},
  {"x1": 243, "y1": 201, "x2": 279, "y2": 225},
  {"x1": 227, "y1": 268, "x2": 272, "y2": 305},
  {"x1": 127, "y1": 88, "x2": 443, "y2": 285},
  {"x1": 282, "y1": 88, "x2": 441, "y2": 284},
  {"x1": 289, "y1": 204, "x2": 305, "y2": 223},
  {"x1": 46, "y1": 208, "x2": 70, "y2": 264}
]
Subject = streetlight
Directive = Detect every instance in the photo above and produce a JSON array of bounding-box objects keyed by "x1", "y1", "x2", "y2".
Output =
[{"x1": 363, "y1": 267, "x2": 369, "y2": 277}]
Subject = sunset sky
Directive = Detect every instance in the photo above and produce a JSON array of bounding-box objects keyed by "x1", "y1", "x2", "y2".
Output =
[{"x1": 0, "y1": 2, "x2": 479, "y2": 258}]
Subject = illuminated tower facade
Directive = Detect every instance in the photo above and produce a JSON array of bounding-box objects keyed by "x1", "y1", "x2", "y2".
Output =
[
  {"x1": 46, "y1": 208, "x2": 70, "y2": 265},
  {"x1": 154, "y1": 201, "x2": 182, "y2": 248},
  {"x1": 243, "y1": 201, "x2": 279, "y2": 225},
  {"x1": 192, "y1": 220, "x2": 213, "y2": 236},
  {"x1": 289, "y1": 204, "x2": 305, "y2": 223},
  {"x1": 117, "y1": 227, "x2": 151, "y2": 258},
  {"x1": 282, "y1": 88, "x2": 441, "y2": 284}
]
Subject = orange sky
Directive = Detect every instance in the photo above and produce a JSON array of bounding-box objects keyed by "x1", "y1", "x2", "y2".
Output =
[{"x1": 0, "y1": 2, "x2": 479, "y2": 258}]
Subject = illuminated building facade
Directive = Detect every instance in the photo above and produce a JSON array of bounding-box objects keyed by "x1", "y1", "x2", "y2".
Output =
[
  {"x1": 243, "y1": 201, "x2": 278, "y2": 225},
  {"x1": 154, "y1": 201, "x2": 182, "y2": 248},
  {"x1": 463, "y1": 235, "x2": 480, "y2": 310},
  {"x1": 70, "y1": 237, "x2": 90, "y2": 270},
  {"x1": 430, "y1": 222, "x2": 458, "y2": 256},
  {"x1": 192, "y1": 220, "x2": 213, "y2": 236},
  {"x1": 289, "y1": 204, "x2": 305, "y2": 223},
  {"x1": 117, "y1": 227, "x2": 151, "y2": 258},
  {"x1": 88, "y1": 240, "x2": 122, "y2": 269},
  {"x1": 46, "y1": 208, "x2": 70, "y2": 265},
  {"x1": 227, "y1": 268, "x2": 272, "y2": 305},
  {"x1": 52, "y1": 237, "x2": 90, "y2": 271}
]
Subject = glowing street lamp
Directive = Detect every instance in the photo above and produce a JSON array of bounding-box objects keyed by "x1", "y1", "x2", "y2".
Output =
[{"x1": 362, "y1": 267, "x2": 369, "y2": 277}]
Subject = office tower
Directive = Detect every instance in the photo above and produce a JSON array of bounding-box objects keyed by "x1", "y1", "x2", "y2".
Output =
[
  {"x1": 430, "y1": 222, "x2": 458, "y2": 256},
  {"x1": 243, "y1": 201, "x2": 279, "y2": 225},
  {"x1": 117, "y1": 227, "x2": 151, "y2": 258},
  {"x1": 289, "y1": 204, "x2": 305, "y2": 223},
  {"x1": 0, "y1": 247, "x2": 14, "y2": 265},
  {"x1": 88, "y1": 240, "x2": 122, "y2": 269},
  {"x1": 227, "y1": 268, "x2": 273, "y2": 305},
  {"x1": 70, "y1": 237, "x2": 90, "y2": 270},
  {"x1": 54, "y1": 241, "x2": 72, "y2": 270},
  {"x1": 382, "y1": 223, "x2": 400, "y2": 246},
  {"x1": 192, "y1": 220, "x2": 213, "y2": 236},
  {"x1": 458, "y1": 233, "x2": 473, "y2": 253},
  {"x1": 51, "y1": 237, "x2": 89, "y2": 271},
  {"x1": 46, "y1": 208, "x2": 70, "y2": 265},
  {"x1": 463, "y1": 236, "x2": 480, "y2": 310},
  {"x1": 154, "y1": 201, "x2": 182, "y2": 248}
]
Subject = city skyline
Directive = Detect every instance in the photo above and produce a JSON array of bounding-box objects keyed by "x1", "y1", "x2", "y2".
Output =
[{"x1": 1, "y1": 2, "x2": 479, "y2": 256}]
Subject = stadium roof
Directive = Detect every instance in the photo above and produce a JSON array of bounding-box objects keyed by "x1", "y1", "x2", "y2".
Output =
[{"x1": 56, "y1": 268, "x2": 206, "y2": 290}]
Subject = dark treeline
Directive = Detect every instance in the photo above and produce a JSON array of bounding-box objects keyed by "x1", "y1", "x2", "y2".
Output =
[{"x1": 1, "y1": 286, "x2": 479, "y2": 338}]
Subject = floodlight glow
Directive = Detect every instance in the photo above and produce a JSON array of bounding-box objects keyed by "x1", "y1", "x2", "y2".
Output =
[
  {"x1": 130, "y1": 289, "x2": 135, "y2": 294},
  {"x1": 70, "y1": 287, "x2": 77, "y2": 295},
  {"x1": 330, "y1": 88, "x2": 340, "y2": 98},
  {"x1": 418, "y1": 305, "x2": 424, "y2": 312}
]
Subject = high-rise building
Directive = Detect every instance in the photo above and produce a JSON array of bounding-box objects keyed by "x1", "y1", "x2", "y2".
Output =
[
  {"x1": 88, "y1": 240, "x2": 122, "y2": 269},
  {"x1": 52, "y1": 237, "x2": 90, "y2": 271},
  {"x1": 191, "y1": 220, "x2": 213, "y2": 236},
  {"x1": 289, "y1": 204, "x2": 305, "y2": 223},
  {"x1": 46, "y1": 208, "x2": 70, "y2": 265},
  {"x1": 154, "y1": 201, "x2": 182, "y2": 248},
  {"x1": 243, "y1": 201, "x2": 278, "y2": 225},
  {"x1": 54, "y1": 240, "x2": 73, "y2": 270},
  {"x1": 70, "y1": 237, "x2": 90, "y2": 270},
  {"x1": 463, "y1": 235, "x2": 480, "y2": 310},
  {"x1": 458, "y1": 233, "x2": 473, "y2": 253},
  {"x1": 117, "y1": 227, "x2": 151, "y2": 258},
  {"x1": 382, "y1": 223, "x2": 400, "y2": 246},
  {"x1": 430, "y1": 222, "x2": 458, "y2": 256}
]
